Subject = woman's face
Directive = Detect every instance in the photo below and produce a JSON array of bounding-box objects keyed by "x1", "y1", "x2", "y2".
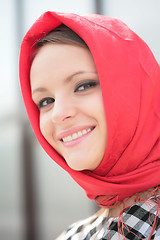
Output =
[{"x1": 30, "y1": 43, "x2": 107, "y2": 171}]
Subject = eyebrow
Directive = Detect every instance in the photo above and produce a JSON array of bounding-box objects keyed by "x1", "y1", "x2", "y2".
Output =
[
  {"x1": 65, "y1": 70, "x2": 97, "y2": 82},
  {"x1": 32, "y1": 70, "x2": 97, "y2": 95},
  {"x1": 32, "y1": 87, "x2": 47, "y2": 95}
]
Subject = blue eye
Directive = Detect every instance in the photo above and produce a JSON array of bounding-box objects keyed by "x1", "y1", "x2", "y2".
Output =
[
  {"x1": 38, "y1": 97, "x2": 54, "y2": 109},
  {"x1": 75, "y1": 81, "x2": 99, "y2": 92}
]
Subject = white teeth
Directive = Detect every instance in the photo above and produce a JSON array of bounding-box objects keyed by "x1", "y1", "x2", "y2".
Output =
[
  {"x1": 72, "y1": 133, "x2": 78, "y2": 140},
  {"x1": 67, "y1": 136, "x2": 72, "y2": 141},
  {"x1": 62, "y1": 128, "x2": 92, "y2": 143},
  {"x1": 77, "y1": 131, "x2": 82, "y2": 137},
  {"x1": 82, "y1": 129, "x2": 87, "y2": 135}
]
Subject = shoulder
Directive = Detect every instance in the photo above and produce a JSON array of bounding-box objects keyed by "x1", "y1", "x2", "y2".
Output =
[
  {"x1": 55, "y1": 216, "x2": 95, "y2": 240},
  {"x1": 55, "y1": 210, "x2": 107, "y2": 240}
]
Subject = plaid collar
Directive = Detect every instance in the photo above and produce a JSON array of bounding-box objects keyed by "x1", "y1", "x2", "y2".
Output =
[{"x1": 62, "y1": 196, "x2": 160, "y2": 240}]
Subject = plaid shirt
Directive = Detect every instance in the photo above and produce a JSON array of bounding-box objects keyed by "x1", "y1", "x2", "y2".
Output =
[{"x1": 61, "y1": 196, "x2": 160, "y2": 240}]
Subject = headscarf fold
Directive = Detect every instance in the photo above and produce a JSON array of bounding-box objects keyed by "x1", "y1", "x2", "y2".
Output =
[{"x1": 19, "y1": 11, "x2": 160, "y2": 206}]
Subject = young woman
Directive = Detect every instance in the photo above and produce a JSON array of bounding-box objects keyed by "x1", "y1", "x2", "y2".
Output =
[{"x1": 19, "y1": 11, "x2": 160, "y2": 239}]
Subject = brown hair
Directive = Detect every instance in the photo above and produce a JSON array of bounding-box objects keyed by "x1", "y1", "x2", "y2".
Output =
[{"x1": 32, "y1": 24, "x2": 88, "y2": 61}]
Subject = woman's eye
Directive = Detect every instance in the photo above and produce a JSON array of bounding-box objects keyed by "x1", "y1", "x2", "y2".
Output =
[
  {"x1": 75, "y1": 81, "x2": 99, "y2": 92},
  {"x1": 38, "y1": 97, "x2": 54, "y2": 109}
]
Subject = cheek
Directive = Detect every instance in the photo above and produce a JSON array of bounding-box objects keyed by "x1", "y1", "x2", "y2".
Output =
[
  {"x1": 39, "y1": 120, "x2": 46, "y2": 139},
  {"x1": 39, "y1": 113, "x2": 51, "y2": 140},
  {"x1": 96, "y1": 95, "x2": 108, "y2": 141},
  {"x1": 93, "y1": 93, "x2": 107, "y2": 120}
]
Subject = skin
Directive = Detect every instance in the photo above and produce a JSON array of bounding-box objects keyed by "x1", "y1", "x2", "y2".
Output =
[
  {"x1": 55, "y1": 189, "x2": 156, "y2": 239},
  {"x1": 30, "y1": 43, "x2": 157, "y2": 240},
  {"x1": 30, "y1": 43, "x2": 108, "y2": 171}
]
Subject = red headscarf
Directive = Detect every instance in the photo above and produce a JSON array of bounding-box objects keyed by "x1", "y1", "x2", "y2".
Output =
[{"x1": 19, "y1": 11, "x2": 160, "y2": 206}]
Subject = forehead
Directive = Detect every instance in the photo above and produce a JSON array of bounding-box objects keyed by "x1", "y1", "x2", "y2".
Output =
[
  {"x1": 30, "y1": 44, "x2": 96, "y2": 75},
  {"x1": 32, "y1": 43, "x2": 94, "y2": 63},
  {"x1": 30, "y1": 44, "x2": 97, "y2": 89}
]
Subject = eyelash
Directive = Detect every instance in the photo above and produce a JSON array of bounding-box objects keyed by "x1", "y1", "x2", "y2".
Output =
[
  {"x1": 37, "y1": 80, "x2": 99, "y2": 109},
  {"x1": 74, "y1": 80, "x2": 99, "y2": 92},
  {"x1": 38, "y1": 97, "x2": 55, "y2": 109}
]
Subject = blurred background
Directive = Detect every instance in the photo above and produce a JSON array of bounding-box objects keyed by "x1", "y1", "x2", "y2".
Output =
[{"x1": 0, "y1": 0, "x2": 160, "y2": 240}]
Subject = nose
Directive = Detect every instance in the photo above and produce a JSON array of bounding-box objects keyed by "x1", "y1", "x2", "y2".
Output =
[{"x1": 51, "y1": 96, "x2": 76, "y2": 124}]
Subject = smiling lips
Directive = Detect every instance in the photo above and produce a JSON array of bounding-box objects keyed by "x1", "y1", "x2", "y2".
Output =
[{"x1": 61, "y1": 127, "x2": 94, "y2": 143}]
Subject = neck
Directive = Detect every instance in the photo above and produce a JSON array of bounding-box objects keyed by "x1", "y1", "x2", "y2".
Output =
[{"x1": 105, "y1": 188, "x2": 159, "y2": 218}]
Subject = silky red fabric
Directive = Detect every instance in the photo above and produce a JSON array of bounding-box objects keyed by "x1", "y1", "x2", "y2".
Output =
[{"x1": 19, "y1": 11, "x2": 160, "y2": 206}]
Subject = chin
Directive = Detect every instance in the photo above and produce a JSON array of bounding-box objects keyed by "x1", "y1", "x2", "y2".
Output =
[
  {"x1": 67, "y1": 164, "x2": 86, "y2": 171},
  {"x1": 66, "y1": 160, "x2": 96, "y2": 171}
]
